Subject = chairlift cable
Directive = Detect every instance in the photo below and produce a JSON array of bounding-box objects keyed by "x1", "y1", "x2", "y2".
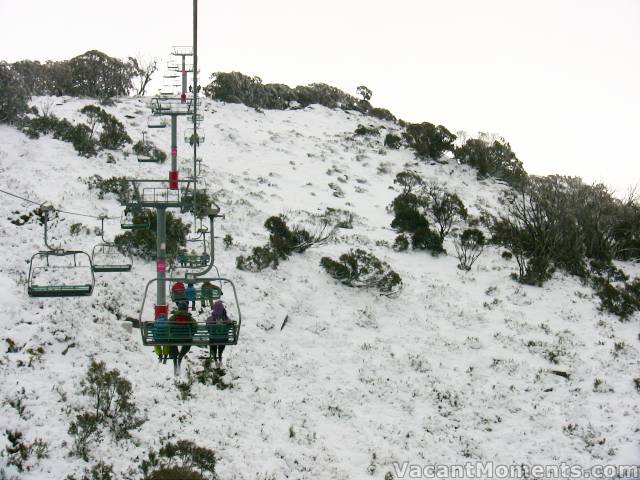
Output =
[{"x1": 0, "y1": 187, "x2": 117, "y2": 220}]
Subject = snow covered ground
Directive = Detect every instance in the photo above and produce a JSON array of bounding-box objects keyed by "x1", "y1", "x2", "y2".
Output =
[{"x1": 0, "y1": 96, "x2": 638, "y2": 479}]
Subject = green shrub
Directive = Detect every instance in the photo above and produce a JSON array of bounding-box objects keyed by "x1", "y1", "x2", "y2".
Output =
[
  {"x1": 592, "y1": 276, "x2": 640, "y2": 320},
  {"x1": 384, "y1": 133, "x2": 402, "y2": 149},
  {"x1": 455, "y1": 137, "x2": 526, "y2": 188},
  {"x1": 68, "y1": 413, "x2": 100, "y2": 461},
  {"x1": 411, "y1": 227, "x2": 445, "y2": 254},
  {"x1": 86, "y1": 175, "x2": 131, "y2": 204},
  {"x1": 223, "y1": 234, "x2": 233, "y2": 249},
  {"x1": 320, "y1": 249, "x2": 402, "y2": 296},
  {"x1": 20, "y1": 114, "x2": 97, "y2": 157},
  {"x1": 390, "y1": 193, "x2": 428, "y2": 233},
  {"x1": 80, "y1": 105, "x2": 131, "y2": 149},
  {"x1": 5, "y1": 430, "x2": 48, "y2": 473},
  {"x1": 402, "y1": 122, "x2": 456, "y2": 160},
  {"x1": 204, "y1": 71, "x2": 395, "y2": 120},
  {"x1": 354, "y1": 124, "x2": 379, "y2": 136},
  {"x1": 65, "y1": 461, "x2": 114, "y2": 480},
  {"x1": 423, "y1": 184, "x2": 467, "y2": 239},
  {"x1": 140, "y1": 440, "x2": 217, "y2": 480},
  {"x1": 180, "y1": 190, "x2": 213, "y2": 218},
  {"x1": 236, "y1": 215, "x2": 330, "y2": 272},
  {"x1": 454, "y1": 228, "x2": 486, "y2": 270},
  {"x1": 236, "y1": 245, "x2": 277, "y2": 272},
  {"x1": 79, "y1": 359, "x2": 144, "y2": 440},
  {"x1": 0, "y1": 62, "x2": 30, "y2": 123},
  {"x1": 133, "y1": 139, "x2": 167, "y2": 162},
  {"x1": 368, "y1": 107, "x2": 396, "y2": 122},
  {"x1": 393, "y1": 234, "x2": 409, "y2": 252},
  {"x1": 114, "y1": 210, "x2": 189, "y2": 260},
  {"x1": 393, "y1": 171, "x2": 424, "y2": 194}
]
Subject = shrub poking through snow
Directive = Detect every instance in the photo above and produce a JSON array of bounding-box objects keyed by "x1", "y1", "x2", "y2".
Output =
[
  {"x1": 423, "y1": 182, "x2": 468, "y2": 240},
  {"x1": 0, "y1": 61, "x2": 30, "y2": 123},
  {"x1": 384, "y1": 133, "x2": 402, "y2": 149},
  {"x1": 591, "y1": 276, "x2": 640, "y2": 320},
  {"x1": 393, "y1": 234, "x2": 410, "y2": 252},
  {"x1": 80, "y1": 105, "x2": 131, "y2": 150},
  {"x1": 4, "y1": 430, "x2": 48, "y2": 473},
  {"x1": 354, "y1": 124, "x2": 379, "y2": 136},
  {"x1": 237, "y1": 215, "x2": 334, "y2": 272},
  {"x1": 132, "y1": 139, "x2": 167, "y2": 163},
  {"x1": 411, "y1": 227, "x2": 445, "y2": 255},
  {"x1": 402, "y1": 122, "x2": 456, "y2": 160},
  {"x1": 393, "y1": 170, "x2": 424, "y2": 195},
  {"x1": 140, "y1": 440, "x2": 217, "y2": 480},
  {"x1": 455, "y1": 136, "x2": 526, "y2": 188},
  {"x1": 20, "y1": 114, "x2": 97, "y2": 157},
  {"x1": 389, "y1": 192, "x2": 444, "y2": 254},
  {"x1": 320, "y1": 249, "x2": 402, "y2": 296},
  {"x1": 85, "y1": 175, "x2": 131, "y2": 204},
  {"x1": 455, "y1": 229, "x2": 486, "y2": 271}
]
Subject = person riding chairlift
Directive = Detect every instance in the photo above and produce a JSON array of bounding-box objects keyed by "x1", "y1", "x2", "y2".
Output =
[{"x1": 207, "y1": 300, "x2": 231, "y2": 364}]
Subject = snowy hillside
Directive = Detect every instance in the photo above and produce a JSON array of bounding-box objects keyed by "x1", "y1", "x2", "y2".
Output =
[{"x1": 0, "y1": 96, "x2": 638, "y2": 479}]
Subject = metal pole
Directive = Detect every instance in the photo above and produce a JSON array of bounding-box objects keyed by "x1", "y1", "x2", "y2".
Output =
[
  {"x1": 170, "y1": 114, "x2": 178, "y2": 190},
  {"x1": 181, "y1": 55, "x2": 187, "y2": 103},
  {"x1": 192, "y1": 0, "x2": 198, "y2": 223},
  {"x1": 157, "y1": 207, "x2": 167, "y2": 307}
]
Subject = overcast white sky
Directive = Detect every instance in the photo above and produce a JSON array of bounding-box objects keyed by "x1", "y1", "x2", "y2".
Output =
[{"x1": 1, "y1": 0, "x2": 639, "y2": 195}]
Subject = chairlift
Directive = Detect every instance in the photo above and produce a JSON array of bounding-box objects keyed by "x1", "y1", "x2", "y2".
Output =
[
  {"x1": 139, "y1": 276, "x2": 241, "y2": 347},
  {"x1": 136, "y1": 132, "x2": 160, "y2": 163},
  {"x1": 120, "y1": 210, "x2": 150, "y2": 230},
  {"x1": 91, "y1": 216, "x2": 133, "y2": 273},
  {"x1": 147, "y1": 117, "x2": 168, "y2": 129},
  {"x1": 184, "y1": 128, "x2": 205, "y2": 146},
  {"x1": 27, "y1": 205, "x2": 95, "y2": 297}
]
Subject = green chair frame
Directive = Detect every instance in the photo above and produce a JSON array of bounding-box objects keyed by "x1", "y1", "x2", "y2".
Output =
[
  {"x1": 27, "y1": 250, "x2": 95, "y2": 298},
  {"x1": 91, "y1": 243, "x2": 133, "y2": 273},
  {"x1": 139, "y1": 276, "x2": 241, "y2": 346}
]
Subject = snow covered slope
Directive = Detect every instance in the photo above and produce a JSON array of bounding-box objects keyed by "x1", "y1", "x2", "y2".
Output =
[{"x1": 0, "y1": 96, "x2": 638, "y2": 479}]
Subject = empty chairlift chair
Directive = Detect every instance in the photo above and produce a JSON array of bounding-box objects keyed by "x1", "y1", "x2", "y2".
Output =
[
  {"x1": 92, "y1": 216, "x2": 133, "y2": 273},
  {"x1": 120, "y1": 210, "x2": 150, "y2": 230},
  {"x1": 27, "y1": 205, "x2": 95, "y2": 297},
  {"x1": 136, "y1": 132, "x2": 161, "y2": 163}
]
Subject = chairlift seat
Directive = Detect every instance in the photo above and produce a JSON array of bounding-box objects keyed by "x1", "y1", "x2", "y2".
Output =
[
  {"x1": 28, "y1": 284, "x2": 93, "y2": 297},
  {"x1": 142, "y1": 321, "x2": 237, "y2": 346},
  {"x1": 93, "y1": 264, "x2": 132, "y2": 273},
  {"x1": 170, "y1": 283, "x2": 221, "y2": 301},
  {"x1": 27, "y1": 250, "x2": 95, "y2": 298}
]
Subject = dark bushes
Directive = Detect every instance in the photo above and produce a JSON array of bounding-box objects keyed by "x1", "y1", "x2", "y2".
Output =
[
  {"x1": 402, "y1": 122, "x2": 456, "y2": 160},
  {"x1": 454, "y1": 229, "x2": 486, "y2": 270},
  {"x1": 389, "y1": 174, "x2": 467, "y2": 254},
  {"x1": 455, "y1": 137, "x2": 526, "y2": 188},
  {"x1": 69, "y1": 360, "x2": 144, "y2": 460},
  {"x1": 236, "y1": 215, "x2": 333, "y2": 272},
  {"x1": 133, "y1": 139, "x2": 167, "y2": 163},
  {"x1": 354, "y1": 124, "x2": 379, "y2": 136},
  {"x1": 80, "y1": 105, "x2": 131, "y2": 149},
  {"x1": 114, "y1": 210, "x2": 189, "y2": 260},
  {"x1": 0, "y1": 62, "x2": 30, "y2": 123},
  {"x1": 491, "y1": 175, "x2": 640, "y2": 291},
  {"x1": 320, "y1": 249, "x2": 402, "y2": 296},
  {"x1": 86, "y1": 175, "x2": 131, "y2": 204},
  {"x1": 140, "y1": 440, "x2": 218, "y2": 480},
  {"x1": 11, "y1": 50, "x2": 136, "y2": 99},
  {"x1": 384, "y1": 133, "x2": 402, "y2": 149},
  {"x1": 20, "y1": 114, "x2": 97, "y2": 157},
  {"x1": 204, "y1": 71, "x2": 396, "y2": 121}
]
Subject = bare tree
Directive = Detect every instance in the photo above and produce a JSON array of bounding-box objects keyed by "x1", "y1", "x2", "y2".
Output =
[{"x1": 129, "y1": 55, "x2": 157, "y2": 96}]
